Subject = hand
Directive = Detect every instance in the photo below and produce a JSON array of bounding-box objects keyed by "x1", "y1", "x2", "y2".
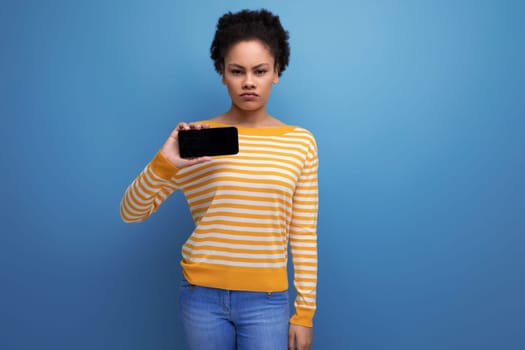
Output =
[
  {"x1": 289, "y1": 324, "x2": 313, "y2": 350},
  {"x1": 160, "y1": 122, "x2": 212, "y2": 168}
]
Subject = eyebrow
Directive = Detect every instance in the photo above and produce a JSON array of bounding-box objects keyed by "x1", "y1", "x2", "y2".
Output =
[{"x1": 227, "y1": 63, "x2": 270, "y2": 70}]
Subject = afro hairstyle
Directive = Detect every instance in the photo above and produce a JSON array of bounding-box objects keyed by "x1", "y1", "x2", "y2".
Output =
[{"x1": 210, "y1": 9, "x2": 290, "y2": 77}]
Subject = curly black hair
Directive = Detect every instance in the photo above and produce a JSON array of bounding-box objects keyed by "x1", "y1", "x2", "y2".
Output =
[{"x1": 210, "y1": 9, "x2": 290, "y2": 77}]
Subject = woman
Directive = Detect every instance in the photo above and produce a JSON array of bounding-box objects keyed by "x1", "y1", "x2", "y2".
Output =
[{"x1": 120, "y1": 9, "x2": 318, "y2": 350}]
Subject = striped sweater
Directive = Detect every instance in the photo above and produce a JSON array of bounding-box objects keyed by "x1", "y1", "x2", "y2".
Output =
[{"x1": 120, "y1": 120, "x2": 318, "y2": 327}]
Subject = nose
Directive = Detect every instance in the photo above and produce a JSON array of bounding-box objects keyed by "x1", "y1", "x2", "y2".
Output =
[{"x1": 242, "y1": 73, "x2": 256, "y2": 89}]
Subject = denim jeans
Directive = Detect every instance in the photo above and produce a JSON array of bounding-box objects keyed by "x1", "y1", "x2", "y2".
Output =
[{"x1": 179, "y1": 278, "x2": 290, "y2": 350}]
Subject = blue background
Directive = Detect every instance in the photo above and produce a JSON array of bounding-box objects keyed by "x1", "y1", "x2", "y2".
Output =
[{"x1": 1, "y1": 0, "x2": 524, "y2": 349}]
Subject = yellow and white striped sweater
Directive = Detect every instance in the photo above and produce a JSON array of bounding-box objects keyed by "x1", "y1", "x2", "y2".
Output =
[{"x1": 120, "y1": 120, "x2": 318, "y2": 327}]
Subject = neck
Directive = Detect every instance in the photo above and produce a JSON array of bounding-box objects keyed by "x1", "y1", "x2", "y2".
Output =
[{"x1": 222, "y1": 104, "x2": 272, "y2": 128}]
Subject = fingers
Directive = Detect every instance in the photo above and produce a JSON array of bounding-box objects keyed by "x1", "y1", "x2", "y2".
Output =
[
  {"x1": 177, "y1": 122, "x2": 210, "y2": 131},
  {"x1": 289, "y1": 325, "x2": 312, "y2": 350},
  {"x1": 288, "y1": 328, "x2": 295, "y2": 350},
  {"x1": 187, "y1": 122, "x2": 209, "y2": 130},
  {"x1": 170, "y1": 122, "x2": 210, "y2": 140},
  {"x1": 176, "y1": 122, "x2": 187, "y2": 131}
]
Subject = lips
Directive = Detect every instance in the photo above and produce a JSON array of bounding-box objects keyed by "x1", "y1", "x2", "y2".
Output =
[{"x1": 240, "y1": 92, "x2": 258, "y2": 97}]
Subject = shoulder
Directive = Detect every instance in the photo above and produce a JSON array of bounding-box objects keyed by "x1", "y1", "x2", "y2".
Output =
[
  {"x1": 289, "y1": 126, "x2": 317, "y2": 149},
  {"x1": 291, "y1": 125, "x2": 316, "y2": 138}
]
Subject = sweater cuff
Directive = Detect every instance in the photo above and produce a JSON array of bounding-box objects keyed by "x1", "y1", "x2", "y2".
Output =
[
  {"x1": 149, "y1": 151, "x2": 179, "y2": 179},
  {"x1": 290, "y1": 307, "x2": 315, "y2": 327}
]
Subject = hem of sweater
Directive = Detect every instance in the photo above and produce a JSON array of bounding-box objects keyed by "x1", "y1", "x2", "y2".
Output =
[
  {"x1": 181, "y1": 261, "x2": 288, "y2": 292},
  {"x1": 150, "y1": 151, "x2": 179, "y2": 179}
]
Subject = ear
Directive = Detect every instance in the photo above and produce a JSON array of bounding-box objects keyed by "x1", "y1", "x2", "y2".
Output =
[{"x1": 273, "y1": 65, "x2": 279, "y2": 85}]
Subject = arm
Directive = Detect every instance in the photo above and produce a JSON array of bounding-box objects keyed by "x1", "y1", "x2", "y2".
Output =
[
  {"x1": 119, "y1": 151, "x2": 180, "y2": 223},
  {"x1": 288, "y1": 140, "x2": 319, "y2": 349},
  {"x1": 120, "y1": 122, "x2": 211, "y2": 223}
]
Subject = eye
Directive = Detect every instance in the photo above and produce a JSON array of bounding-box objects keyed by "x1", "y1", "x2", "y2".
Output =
[
  {"x1": 255, "y1": 69, "x2": 267, "y2": 76},
  {"x1": 230, "y1": 69, "x2": 243, "y2": 75}
]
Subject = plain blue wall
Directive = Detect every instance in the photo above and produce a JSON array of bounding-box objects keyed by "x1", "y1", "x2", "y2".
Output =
[{"x1": 2, "y1": 0, "x2": 524, "y2": 349}]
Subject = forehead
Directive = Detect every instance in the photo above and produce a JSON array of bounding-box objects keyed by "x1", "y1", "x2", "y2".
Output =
[{"x1": 225, "y1": 40, "x2": 275, "y2": 65}]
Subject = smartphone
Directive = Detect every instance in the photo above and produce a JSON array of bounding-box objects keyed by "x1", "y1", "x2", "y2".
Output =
[{"x1": 178, "y1": 127, "x2": 239, "y2": 158}]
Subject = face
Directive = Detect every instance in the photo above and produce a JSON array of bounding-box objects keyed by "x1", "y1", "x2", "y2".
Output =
[{"x1": 222, "y1": 40, "x2": 279, "y2": 113}]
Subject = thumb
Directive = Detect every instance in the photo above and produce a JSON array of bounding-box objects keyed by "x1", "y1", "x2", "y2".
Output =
[{"x1": 184, "y1": 156, "x2": 212, "y2": 167}]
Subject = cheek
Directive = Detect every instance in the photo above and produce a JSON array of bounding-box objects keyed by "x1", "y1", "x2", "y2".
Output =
[
  {"x1": 261, "y1": 80, "x2": 274, "y2": 94},
  {"x1": 224, "y1": 81, "x2": 236, "y2": 94}
]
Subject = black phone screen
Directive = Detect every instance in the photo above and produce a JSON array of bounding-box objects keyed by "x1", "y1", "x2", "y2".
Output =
[{"x1": 178, "y1": 127, "x2": 239, "y2": 158}]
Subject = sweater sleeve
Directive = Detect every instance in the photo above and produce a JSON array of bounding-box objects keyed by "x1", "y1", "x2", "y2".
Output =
[
  {"x1": 289, "y1": 140, "x2": 319, "y2": 327},
  {"x1": 120, "y1": 151, "x2": 180, "y2": 223}
]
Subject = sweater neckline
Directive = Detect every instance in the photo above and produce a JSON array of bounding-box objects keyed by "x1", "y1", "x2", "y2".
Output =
[{"x1": 205, "y1": 120, "x2": 297, "y2": 136}]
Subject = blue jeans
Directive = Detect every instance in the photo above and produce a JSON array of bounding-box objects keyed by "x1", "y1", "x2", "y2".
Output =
[{"x1": 179, "y1": 278, "x2": 290, "y2": 350}]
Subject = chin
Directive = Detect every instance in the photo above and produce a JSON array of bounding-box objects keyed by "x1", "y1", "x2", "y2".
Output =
[{"x1": 234, "y1": 102, "x2": 264, "y2": 112}]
